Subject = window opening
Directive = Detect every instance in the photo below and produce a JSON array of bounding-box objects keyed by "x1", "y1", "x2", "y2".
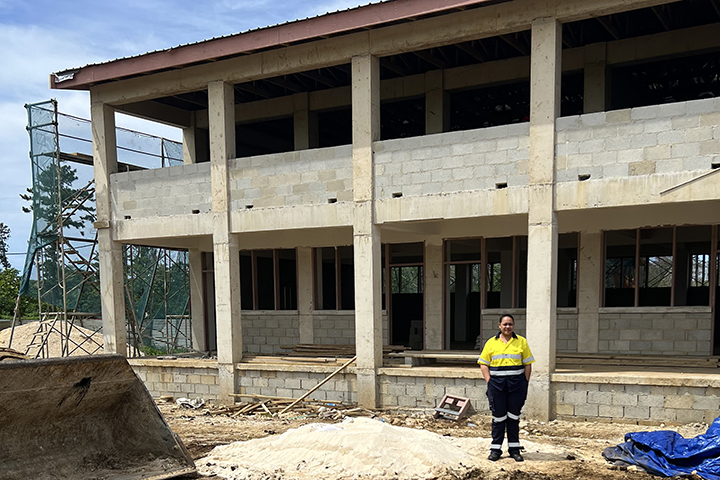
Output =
[{"x1": 240, "y1": 249, "x2": 297, "y2": 310}]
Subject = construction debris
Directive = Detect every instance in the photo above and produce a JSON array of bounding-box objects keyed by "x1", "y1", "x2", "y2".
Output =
[
  {"x1": 434, "y1": 394, "x2": 472, "y2": 421},
  {"x1": 280, "y1": 343, "x2": 407, "y2": 357},
  {"x1": 0, "y1": 347, "x2": 28, "y2": 361}
]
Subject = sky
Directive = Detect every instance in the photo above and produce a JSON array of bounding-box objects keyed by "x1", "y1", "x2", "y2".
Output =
[{"x1": 0, "y1": 0, "x2": 364, "y2": 270}]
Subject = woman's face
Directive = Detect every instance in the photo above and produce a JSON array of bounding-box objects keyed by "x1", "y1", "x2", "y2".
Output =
[{"x1": 498, "y1": 316, "x2": 515, "y2": 336}]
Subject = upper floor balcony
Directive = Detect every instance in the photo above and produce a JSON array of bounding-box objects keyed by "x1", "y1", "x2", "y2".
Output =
[{"x1": 110, "y1": 95, "x2": 720, "y2": 239}]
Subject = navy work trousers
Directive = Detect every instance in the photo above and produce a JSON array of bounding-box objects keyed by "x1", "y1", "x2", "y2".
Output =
[{"x1": 486, "y1": 373, "x2": 528, "y2": 453}]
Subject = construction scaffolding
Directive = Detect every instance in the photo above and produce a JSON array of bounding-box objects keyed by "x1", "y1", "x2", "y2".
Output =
[{"x1": 12, "y1": 99, "x2": 193, "y2": 358}]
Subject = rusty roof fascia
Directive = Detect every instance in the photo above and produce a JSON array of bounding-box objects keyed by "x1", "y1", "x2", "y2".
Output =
[{"x1": 50, "y1": 0, "x2": 498, "y2": 91}]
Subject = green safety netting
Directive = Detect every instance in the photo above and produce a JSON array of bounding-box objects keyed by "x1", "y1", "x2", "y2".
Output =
[{"x1": 19, "y1": 99, "x2": 191, "y2": 353}]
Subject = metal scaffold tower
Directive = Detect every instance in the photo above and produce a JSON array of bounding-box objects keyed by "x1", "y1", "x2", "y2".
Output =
[{"x1": 12, "y1": 99, "x2": 194, "y2": 358}]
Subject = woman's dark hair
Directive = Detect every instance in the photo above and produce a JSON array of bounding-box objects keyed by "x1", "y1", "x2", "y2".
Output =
[{"x1": 499, "y1": 314, "x2": 514, "y2": 324}]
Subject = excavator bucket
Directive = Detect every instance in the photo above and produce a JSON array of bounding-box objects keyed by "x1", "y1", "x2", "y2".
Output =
[{"x1": 0, "y1": 354, "x2": 196, "y2": 480}]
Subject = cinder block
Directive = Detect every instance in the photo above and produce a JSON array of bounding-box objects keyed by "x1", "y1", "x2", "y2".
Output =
[
  {"x1": 606, "y1": 109, "x2": 632, "y2": 124},
  {"x1": 631, "y1": 105, "x2": 661, "y2": 120},
  {"x1": 574, "y1": 404, "x2": 599, "y2": 417},
  {"x1": 612, "y1": 392, "x2": 638, "y2": 407},
  {"x1": 674, "y1": 340, "x2": 698, "y2": 353},
  {"x1": 555, "y1": 403, "x2": 575, "y2": 416},
  {"x1": 644, "y1": 118, "x2": 673, "y2": 134},
  {"x1": 676, "y1": 409, "x2": 707, "y2": 424},
  {"x1": 624, "y1": 406, "x2": 651, "y2": 420},
  {"x1": 686, "y1": 99, "x2": 715, "y2": 115},
  {"x1": 650, "y1": 407, "x2": 677, "y2": 422},
  {"x1": 665, "y1": 395, "x2": 694, "y2": 410},
  {"x1": 599, "y1": 404, "x2": 624, "y2": 418},
  {"x1": 671, "y1": 143, "x2": 700, "y2": 158}
]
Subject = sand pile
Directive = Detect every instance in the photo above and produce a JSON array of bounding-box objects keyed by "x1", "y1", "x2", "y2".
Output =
[
  {"x1": 0, "y1": 321, "x2": 103, "y2": 357},
  {"x1": 198, "y1": 417, "x2": 493, "y2": 480}
]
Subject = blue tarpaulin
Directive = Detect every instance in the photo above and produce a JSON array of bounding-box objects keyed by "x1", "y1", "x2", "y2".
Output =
[{"x1": 603, "y1": 416, "x2": 720, "y2": 479}]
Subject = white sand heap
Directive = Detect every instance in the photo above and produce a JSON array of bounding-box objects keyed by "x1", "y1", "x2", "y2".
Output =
[
  {"x1": 0, "y1": 321, "x2": 103, "y2": 358},
  {"x1": 198, "y1": 417, "x2": 489, "y2": 480}
]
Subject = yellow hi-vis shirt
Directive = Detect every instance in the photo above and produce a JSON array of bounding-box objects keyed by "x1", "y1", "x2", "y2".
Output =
[{"x1": 477, "y1": 333, "x2": 534, "y2": 377}]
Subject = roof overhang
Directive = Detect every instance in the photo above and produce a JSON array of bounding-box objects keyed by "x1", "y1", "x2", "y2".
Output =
[{"x1": 50, "y1": 0, "x2": 504, "y2": 91}]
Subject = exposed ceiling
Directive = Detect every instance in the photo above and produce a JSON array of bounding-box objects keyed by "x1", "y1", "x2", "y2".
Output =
[{"x1": 151, "y1": 0, "x2": 720, "y2": 111}]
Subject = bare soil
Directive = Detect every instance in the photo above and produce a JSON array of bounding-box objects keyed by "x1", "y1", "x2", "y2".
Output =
[{"x1": 159, "y1": 402, "x2": 708, "y2": 480}]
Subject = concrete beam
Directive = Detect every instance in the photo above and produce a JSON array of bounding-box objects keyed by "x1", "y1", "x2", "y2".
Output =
[
  {"x1": 91, "y1": 0, "x2": 676, "y2": 106},
  {"x1": 116, "y1": 101, "x2": 192, "y2": 128}
]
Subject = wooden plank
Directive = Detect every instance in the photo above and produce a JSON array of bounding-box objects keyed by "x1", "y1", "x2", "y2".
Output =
[{"x1": 279, "y1": 356, "x2": 357, "y2": 415}]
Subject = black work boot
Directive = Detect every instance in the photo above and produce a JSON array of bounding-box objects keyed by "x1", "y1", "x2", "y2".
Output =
[{"x1": 488, "y1": 450, "x2": 502, "y2": 461}]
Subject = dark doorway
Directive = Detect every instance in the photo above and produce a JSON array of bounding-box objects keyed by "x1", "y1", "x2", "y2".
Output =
[{"x1": 387, "y1": 243, "x2": 424, "y2": 348}]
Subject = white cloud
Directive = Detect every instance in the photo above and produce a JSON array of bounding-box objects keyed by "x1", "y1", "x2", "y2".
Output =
[{"x1": 0, "y1": 0, "x2": 367, "y2": 270}]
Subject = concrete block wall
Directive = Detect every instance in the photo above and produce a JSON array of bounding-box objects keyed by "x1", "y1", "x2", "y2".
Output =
[
  {"x1": 236, "y1": 364, "x2": 357, "y2": 404},
  {"x1": 598, "y1": 308, "x2": 712, "y2": 355},
  {"x1": 111, "y1": 163, "x2": 211, "y2": 219},
  {"x1": 241, "y1": 312, "x2": 299, "y2": 355},
  {"x1": 554, "y1": 381, "x2": 720, "y2": 424},
  {"x1": 374, "y1": 123, "x2": 530, "y2": 199},
  {"x1": 378, "y1": 370, "x2": 488, "y2": 410},
  {"x1": 556, "y1": 97, "x2": 720, "y2": 182},
  {"x1": 312, "y1": 312, "x2": 389, "y2": 346},
  {"x1": 229, "y1": 145, "x2": 353, "y2": 209},
  {"x1": 130, "y1": 359, "x2": 220, "y2": 400},
  {"x1": 556, "y1": 310, "x2": 578, "y2": 353}
]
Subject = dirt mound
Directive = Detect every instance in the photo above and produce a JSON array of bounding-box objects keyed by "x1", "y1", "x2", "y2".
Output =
[
  {"x1": 196, "y1": 416, "x2": 567, "y2": 480},
  {"x1": 0, "y1": 321, "x2": 103, "y2": 357}
]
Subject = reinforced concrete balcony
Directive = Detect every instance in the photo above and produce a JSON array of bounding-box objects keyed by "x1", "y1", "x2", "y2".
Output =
[
  {"x1": 110, "y1": 97, "x2": 720, "y2": 241},
  {"x1": 556, "y1": 96, "x2": 720, "y2": 211}
]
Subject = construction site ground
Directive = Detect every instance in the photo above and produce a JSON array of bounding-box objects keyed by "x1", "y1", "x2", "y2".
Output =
[{"x1": 159, "y1": 401, "x2": 708, "y2": 480}]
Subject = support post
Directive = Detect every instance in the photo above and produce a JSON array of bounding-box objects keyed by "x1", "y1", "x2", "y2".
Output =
[
  {"x1": 425, "y1": 238, "x2": 444, "y2": 350},
  {"x1": 352, "y1": 54, "x2": 382, "y2": 409},
  {"x1": 293, "y1": 92, "x2": 318, "y2": 150},
  {"x1": 182, "y1": 114, "x2": 197, "y2": 164},
  {"x1": 583, "y1": 43, "x2": 607, "y2": 114},
  {"x1": 188, "y1": 248, "x2": 207, "y2": 351},
  {"x1": 297, "y1": 246, "x2": 315, "y2": 344},
  {"x1": 208, "y1": 80, "x2": 242, "y2": 404},
  {"x1": 425, "y1": 70, "x2": 449, "y2": 135},
  {"x1": 577, "y1": 232, "x2": 602, "y2": 353},
  {"x1": 525, "y1": 17, "x2": 561, "y2": 421},
  {"x1": 91, "y1": 99, "x2": 127, "y2": 356}
]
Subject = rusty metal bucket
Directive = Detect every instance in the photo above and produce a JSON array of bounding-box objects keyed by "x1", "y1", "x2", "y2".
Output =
[{"x1": 0, "y1": 354, "x2": 195, "y2": 480}]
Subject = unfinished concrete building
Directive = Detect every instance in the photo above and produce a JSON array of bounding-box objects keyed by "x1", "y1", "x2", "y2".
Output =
[{"x1": 51, "y1": 0, "x2": 720, "y2": 422}]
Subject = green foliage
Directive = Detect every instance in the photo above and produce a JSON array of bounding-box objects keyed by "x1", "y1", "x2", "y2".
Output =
[
  {"x1": 0, "y1": 223, "x2": 10, "y2": 270},
  {"x1": 0, "y1": 268, "x2": 38, "y2": 319}
]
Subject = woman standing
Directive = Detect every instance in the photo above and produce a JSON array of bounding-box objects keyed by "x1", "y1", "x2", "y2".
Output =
[{"x1": 477, "y1": 314, "x2": 534, "y2": 462}]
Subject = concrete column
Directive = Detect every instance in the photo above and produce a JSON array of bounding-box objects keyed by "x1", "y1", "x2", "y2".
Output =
[
  {"x1": 293, "y1": 93, "x2": 318, "y2": 150},
  {"x1": 91, "y1": 99, "x2": 127, "y2": 356},
  {"x1": 425, "y1": 238, "x2": 443, "y2": 350},
  {"x1": 525, "y1": 17, "x2": 561, "y2": 421},
  {"x1": 208, "y1": 80, "x2": 242, "y2": 404},
  {"x1": 352, "y1": 54, "x2": 382, "y2": 409},
  {"x1": 189, "y1": 248, "x2": 207, "y2": 351},
  {"x1": 583, "y1": 43, "x2": 607, "y2": 114},
  {"x1": 577, "y1": 231, "x2": 601, "y2": 353},
  {"x1": 297, "y1": 247, "x2": 315, "y2": 344},
  {"x1": 182, "y1": 115, "x2": 197, "y2": 164},
  {"x1": 425, "y1": 70, "x2": 449, "y2": 135}
]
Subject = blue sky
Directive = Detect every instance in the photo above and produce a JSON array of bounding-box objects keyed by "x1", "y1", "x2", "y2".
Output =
[{"x1": 0, "y1": 0, "x2": 363, "y2": 270}]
